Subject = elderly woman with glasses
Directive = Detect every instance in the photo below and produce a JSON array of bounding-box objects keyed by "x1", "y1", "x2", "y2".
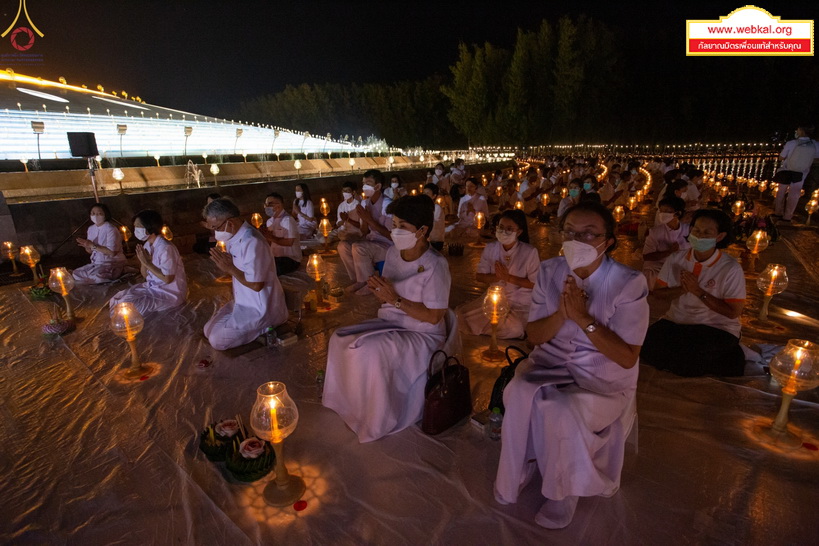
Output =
[
  {"x1": 494, "y1": 202, "x2": 649, "y2": 530},
  {"x1": 202, "y1": 198, "x2": 288, "y2": 350},
  {"x1": 455, "y1": 209, "x2": 540, "y2": 339}
]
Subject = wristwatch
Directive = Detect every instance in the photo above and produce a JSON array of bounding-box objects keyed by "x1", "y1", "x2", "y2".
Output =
[
  {"x1": 584, "y1": 320, "x2": 598, "y2": 334},
  {"x1": 393, "y1": 297, "x2": 403, "y2": 309}
]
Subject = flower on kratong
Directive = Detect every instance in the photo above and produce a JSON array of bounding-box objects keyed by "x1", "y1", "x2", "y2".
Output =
[
  {"x1": 238, "y1": 437, "x2": 265, "y2": 459},
  {"x1": 215, "y1": 419, "x2": 240, "y2": 438}
]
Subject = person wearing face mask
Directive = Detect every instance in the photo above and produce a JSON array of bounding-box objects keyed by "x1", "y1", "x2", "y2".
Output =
[
  {"x1": 433, "y1": 163, "x2": 453, "y2": 216},
  {"x1": 108, "y1": 210, "x2": 187, "y2": 316},
  {"x1": 641, "y1": 197, "x2": 690, "y2": 289},
  {"x1": 423, "y1": 183, "x2": 445, "y2": 250},
  {"x1": 498, "y1": 178, "x2": 523, "y2": 211},
  {"x1": 518, "y1": 167, "x2": 542, "y2": 216},
  {"x1": 773, "y1": 124, "x2": 819, "y2": 222},
  {"x1": 581, "y1": 175, "x2": 597, "y2": 195},
  {"x1": 495, "y1": 201, "x2": 649, "y2": 530},
  {"x1": 323, "y1": 195, "x2": 452, "y2": 443},
  {"x1": 263, "y1": 192, "x2": 301, "y2": 276},
  {"x1": 450, "y1": 159, "x2": 467, "y2": 190},
  {"x1": 384, "y1": 174, "x2": 407, "y2": 201},
  {"x1": 455, "y1": 210, "x2": 539, "y2": 339},
  {"x1": 683, "y1": 169, "x2": 704, "y2": 211},
  {"x1": 448, "y1": 178, "x2": 489, "y2": 236},
  {"x1": 338, "y1": 169, "x2": 393, "y2": 295},
  {"x1": 292, "y1": 183, "x2": 317, "y2": 239},
  {"x1": 642, "y1": 209, "x2": 746, "y2": 377},
  {"x1": 202, "y1": 198, "x2": 288, "y2": 350},
  {"x1": 486, "y1": 169, "x2": 504, "y2": 201},
  {"x1": 557, "y1": 179, "x2": 584, "y2": 218},
  {"x1": 335, "y1": 182, "x2": 362, "y2": 241},
  {"x1": 73, "y1": 202, "x2": 127, "y2": 284}
]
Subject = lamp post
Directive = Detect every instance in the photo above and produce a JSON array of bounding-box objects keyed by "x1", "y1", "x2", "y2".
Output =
[
  {"x1": 294, "y1": 159, "x2": 302, "y2": 179},
  {"x1": 250, "y1": 381, "x2": 305, "y2": 506}
]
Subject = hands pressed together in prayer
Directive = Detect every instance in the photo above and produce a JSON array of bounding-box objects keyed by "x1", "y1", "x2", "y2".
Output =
[
  {"x1": 135, "y1": 244, "x2": 151, "y2": 267},
  {"x1": 494, "y1": 262, "x2": 511, "y2": 283},
  {"x1": 679, "y1": 270, "x2": 704, "y2": 298},
  {"x1": 209, "y1": 246, "x2": 235, "y2": 275},
  {"x1": 560, "y1": 275, "x2": 593, "y2": 327},
  {"x1": 367, "y1": 275, "x2": 399, "y2": 305}
]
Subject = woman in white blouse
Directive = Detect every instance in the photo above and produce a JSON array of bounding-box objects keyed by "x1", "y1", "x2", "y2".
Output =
[
  {"x1": 109, "y1": 210, "x2": 187, "y2": 316},
  {"x1": 73, "y1": 202, "x2": 126, "y2": 284},
  {"x1": 292, "y1": 182, "x2": 317, "y2": 239},
  {"x1": 323, "y1": 195, "x2": 451, "y2": 443},
  {"x1": 456, "y1": 209, "x2": 539, "y2": 339}
]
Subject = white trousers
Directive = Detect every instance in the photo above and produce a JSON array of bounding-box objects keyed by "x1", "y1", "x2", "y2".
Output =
[
  {"x1": 203, "y1": 302, "x2": 262, "y2": 351},
  {"x1": 337, "y1": 240, "x2": 388, "y2": 282},
  {"x1": 109, "y1": 284, "x2": 182, "y2": 317},
  {"x1": 774, "y1": 179, "x2": 804, "y2": 220},
  {"x1": 73, "y1": 262, "x2": 124, "y2": 285}
]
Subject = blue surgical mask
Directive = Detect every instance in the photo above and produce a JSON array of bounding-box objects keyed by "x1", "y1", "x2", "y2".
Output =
[
  {"x1": 583, "y1": 182, "x2": 593, "y2": 191},
  {"x1": 688, "y1": 234, "x2": 716, "y2": 252},
  {"x1": 569, "y1": 188, "x2": 581, "y2": 198}
]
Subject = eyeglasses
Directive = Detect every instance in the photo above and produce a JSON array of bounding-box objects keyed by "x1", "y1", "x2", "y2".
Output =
[
  {"x1": 207, "y1": 218, "x2": 230, "y2": 232},
  {"x1": 496, "y1": 227, "x2": 518, "y2": 236},
  {"x1": 560, "y1": 230, "x2": 604, "y2": 243}
]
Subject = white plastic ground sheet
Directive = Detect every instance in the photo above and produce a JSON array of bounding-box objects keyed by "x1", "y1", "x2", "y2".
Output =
[{"x1": 2, "y1": 220, "x2": 818, "y2": 545}]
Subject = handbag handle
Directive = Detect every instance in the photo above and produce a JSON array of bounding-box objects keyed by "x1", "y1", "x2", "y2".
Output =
[
  {"x1": 505, "y1": 345, "x2": 528, "y2": 365},
  {"x1": 438, "y1": 355, "x2": 462, "y2": 395},
  {"x1": 428, "y1": 349, "x2": 449, "y2": 379}
]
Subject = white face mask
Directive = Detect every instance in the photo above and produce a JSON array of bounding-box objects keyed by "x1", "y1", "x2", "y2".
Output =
[
  {"x1": 214, "y1": 229, "x2": 233, "y2": 242},
  {"x1": 391, "y1": 182, "x2": 399, "y2": 189},
  {"x1": 496, "y1": 229, "x2": 517, "y2": 246},
  {"x1": 342, "y1": 191, "x2": 353, "y2": 201},
  {"x1": 562, "y1": 239, "x2": 607, "y2": 270},
  {"x1": 90, "y1": 214, "x2": 105, "y2": 226},
  {"x1": 657, "y1": 212, "x2": 675, "y2": 225},
  {"x1": 264, "y1": 207, "x2": 276, "y2": 217},
  {"x1": 435, "y1": 168, "x2": 443, "y2": 176},
  {"x1": 391, "y1": 228, "x2": 419, "y2": 250},
  {"x1": 295, "y1": 191, "x2": 303, "y2": 199},
  {"x1": 134, "y1": 227, "x2": 149, "y2": 241},
  {"x1": 362, "y1": 184, "x2": 375, "y2": 197}
]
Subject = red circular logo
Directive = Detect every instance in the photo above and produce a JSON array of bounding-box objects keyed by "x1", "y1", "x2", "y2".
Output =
[{"x1": 10, "y1": 27, "x2": 34, "y2": 51}]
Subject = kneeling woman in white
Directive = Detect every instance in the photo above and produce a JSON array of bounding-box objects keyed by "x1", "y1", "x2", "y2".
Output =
[
  {"x1": 323, "y1": 195, "x2": 451, "y2": 443},
  {"x1": 203, "y1": 199, "x2": 288, "y2": 351},
  {"x1": 74, "y1": 202, "x2": 127, "y2": 284},
  {"x1": 456, "y1": 209, "x2": 539, "y2": 339},
  {"x1": 495, "y1": 202, "x2": 649, "y2": 529},
  {"x1": 109, "y1": 210, "x2": 187, "y2": 316}
]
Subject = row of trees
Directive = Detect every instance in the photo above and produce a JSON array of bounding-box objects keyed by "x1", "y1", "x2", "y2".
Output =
[{"x1": 238, "y1": 15, "x2": 818, "y2": 149}]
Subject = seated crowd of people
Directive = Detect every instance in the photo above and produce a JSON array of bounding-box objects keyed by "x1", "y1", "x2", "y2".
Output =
[{"x1": 67, "y1": 154, "x2": 763, "y2": 529}]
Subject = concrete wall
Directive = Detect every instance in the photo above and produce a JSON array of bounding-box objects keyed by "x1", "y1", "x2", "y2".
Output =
[{"x1": 5, "y1": 161, "x2": 514, "y2": 264}]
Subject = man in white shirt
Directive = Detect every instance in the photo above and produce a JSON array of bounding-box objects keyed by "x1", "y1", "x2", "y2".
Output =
[
  {"x1": 775, "y1": 124, "x2": 819, "y2": 221},
  {"x1": 263, "y1": 192, "x2": 301, "y2": 276},
  {"x1": 203, "y1": 199, "x2": 288, "y2": 350},
  {"x1": 338, "y1": 170, "x2": 393, "y2": 295}
]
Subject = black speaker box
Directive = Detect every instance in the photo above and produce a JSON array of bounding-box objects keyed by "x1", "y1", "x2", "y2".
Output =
[{"x1": 67, "y1": 132, "x2": 99, "y2": 157}]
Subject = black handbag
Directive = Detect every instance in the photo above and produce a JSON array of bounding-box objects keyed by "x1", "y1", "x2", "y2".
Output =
[
  {"x1": 772, "y1": 170, "x2": 803, "y2": 185},
  {"x1": 421, "y1": 350, "x2": 472, "y2": 435},
  {"x1": 488, "y1": 346, "x2": 529, "y2": 414}
]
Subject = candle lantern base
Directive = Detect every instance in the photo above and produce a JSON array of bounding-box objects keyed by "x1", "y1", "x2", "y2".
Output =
[
  {"x1": 481, "y1": 348, "x2": 506, "y2": 362},
  {"x1": 468, "y1": 241, "x2": 486, "y2": 248},
  {"x1": 124, "y1": 365, "x2": 153, "y2": 379},
  {"x1": 744, "y1": 317, "x2": 786, "y2": 334},
  {"x1": 262, "y1": 474, "x2": 306, "y2": 507},
  {"x1": 753, "y1": 422, "x2": 803, "y2": 450}
]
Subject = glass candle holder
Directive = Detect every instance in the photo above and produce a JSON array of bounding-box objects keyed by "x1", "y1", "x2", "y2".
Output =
[
  {"x1": 48, "y1": 267, "x2": 75, "y2": 320},
  {"x1": 756, "y1": 264, "x2": 788, "y2": 321},
  {"x1": 481, "y1": 284, "x2": 509, "y2": 362}
]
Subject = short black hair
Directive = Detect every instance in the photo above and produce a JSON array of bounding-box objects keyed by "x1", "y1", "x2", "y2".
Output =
[
  {"x1": 363, "y1": 169, "x2": 385, "y2": 186},
  {"x1": 90, "y1": 202, "x2": 112, "y2": 222},
  {"x1": 559, "y1": 201, "x2": 618, "y2": 253},
  {"x1": 207, "y1": 193, "x2": 222, "y2": 201},
  {"x1": 386, "y1": 195, "x2": 434, "y2": 238},
  {"x1": 659, "y1": 196, "x2": 686, "y2": 214},
  {"x1": 691, "y1": 209, "x2": 733, "y2": 248},
  {"x1": 132, "y1": 209, "x2": 164, "y2": 235},
  {"x1": 669, "y1": 179, "x2": 688, "y2": 194},
  {"x1": 798, "y1": 124, "x2": 816, "y2": 138},
  {"x1": 423, "y1": 183, "x2": 439, "y2": 196},
  {"x1": 266, "y1": 192, "x2": 284, "y2": 202},
  {"x1": 342, "y1": 181, "x2": 357, "y2": 191},
  {"x1": 499, "y1": 209, "x2": 530, "y2": 244},
  {"x1": 687, "y1": 169, "x2": 704, "y2": 180}
]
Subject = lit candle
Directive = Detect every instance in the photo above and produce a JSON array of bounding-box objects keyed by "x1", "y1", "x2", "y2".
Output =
[
  {"x1": 490, "y1": 291, "x2": 499, "y2": 324},
  {"x1": 269, "y1": 399, "x2": 281, "y2": 443},
  {"x1": 217, "y1": 240, "x2": 227, "y2": 252},
  {"x1": 57, "y1": 269, "x2": 67, "y2": 295},
  {"x1": 122, "y1": 307, "x2": 133, "y2": 340},
  {"x1": 784, "y1": 349, "x2": 804, "y2": 395}
]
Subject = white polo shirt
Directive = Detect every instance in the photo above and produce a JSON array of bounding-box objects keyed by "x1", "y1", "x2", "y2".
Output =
[
  {"x1": 266, "y1": 211, "x2": 301, "y2": 262},
  {"x1": 656, "y1": 249, "x2": 745, "y2": 337}
]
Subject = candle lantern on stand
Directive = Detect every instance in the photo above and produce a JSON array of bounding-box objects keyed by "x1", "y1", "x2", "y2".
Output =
[
  {"x1": 161, "y1": 225, "x2": 173, "y2": 241},
  {"x1": 119, "y1": 225, "x2": 133, "y2": 255},
  {"x1": 20, "y1": 245, "x2": 41, "y2": 285},
  {"x1": 612, "y1": 205, "x2": 626, "y2": 224},
  {"x1": 495, "y1": 186, "x2": 503, "y2": 198},
  {"x1": 806, "y1": 199, "x2": 818, "y2": 226},
  {"x1": 250, "y1": 381, "x2": 305, "y2": 506},
  {"x1": 560, "y1": 187, "x2": 569, "y2": 199},
  {"x1": 48, "y1": 267, "x2": 75, "y2": 321},
  {"x1": 755, "y1": 340, "x2": 819, "y2": 449},
  {"x1": 540, "y1": 193, "x2": 550, "y2": 207},
  {"x1": 318, "y1": 218, "x2": 335, "y2": 254},
  {"x1": 756, "y1": 264, "x2": 788, "y2": 322},
  {"x1": 481, "y1": 284, "x2": 509, "y2": 362},
  {"x1": 626, "y1": 196, "x2": 637, "y2": 211},
  {"x1": 731, "y1": 200, "x2": 745, "y2": 217},
  {"x1": 306, "y1": 253, "x2": 328, "y2": 309},
  {"x1": 470, "y1": 212, "x2": 486, "y2": 248},
  {"x1": 514, "y1": 200, "x2": 524, "y2": 211},
  {"x1": 3, "y1": 241, "x2": 23, "y2": 277},
  {"x1": 745, "y1": 229, "x2": 769, "y2": 273},
  {"x1": 250, "y1": 213, "x2": 264, "y2": 229},
  {"x1": 319, "y1": 198, "x2": 331, "y2": 218},
  {"x1": 110, "y1": 302, "x2": 149, "y2": 378}
]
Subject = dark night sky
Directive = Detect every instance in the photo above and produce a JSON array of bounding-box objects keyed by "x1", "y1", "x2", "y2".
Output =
[{"x1": 3, "y1": 1, "x2": 817, "y2": 120}]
